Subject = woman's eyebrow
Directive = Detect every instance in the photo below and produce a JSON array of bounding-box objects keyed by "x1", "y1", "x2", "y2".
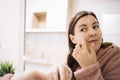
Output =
[
  {"x1": 79, "y1": 24, "x2": 87, "y2": 27},
  {"x1": 92, "y1": 22, "x2": 99, "y2": 25}
]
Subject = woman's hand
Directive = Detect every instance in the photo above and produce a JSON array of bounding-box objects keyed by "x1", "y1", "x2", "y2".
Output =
[
  {"x1": 72, "y1": 38, "x2": 97, "y2": 68},
  {"x1": 48, "y1": 64, "x2": 72, "y2": 80}
]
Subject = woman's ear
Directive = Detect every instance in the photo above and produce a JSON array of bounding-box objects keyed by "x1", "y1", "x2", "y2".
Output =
[{"x1": 69, "y1": 34, "x2": 77, "y2": 44}]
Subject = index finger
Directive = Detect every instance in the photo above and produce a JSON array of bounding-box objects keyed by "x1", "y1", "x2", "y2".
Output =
[{"x1": 81, "y1": 37, "x2": 87, "y2": 50}]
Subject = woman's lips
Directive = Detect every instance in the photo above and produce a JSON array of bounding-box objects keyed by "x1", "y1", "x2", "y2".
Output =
[{"x1": 88, "y1": 40, "x2": 98, "y2": 44}]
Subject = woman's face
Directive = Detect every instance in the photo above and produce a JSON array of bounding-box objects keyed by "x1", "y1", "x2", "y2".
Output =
[{"x1": 70, "y1": 15, "x2": 102, "y2": 52}]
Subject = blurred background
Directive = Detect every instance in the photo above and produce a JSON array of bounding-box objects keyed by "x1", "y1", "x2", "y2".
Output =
[{"x1": 0, "y1": 0, "x2": 120, "y2": 74}]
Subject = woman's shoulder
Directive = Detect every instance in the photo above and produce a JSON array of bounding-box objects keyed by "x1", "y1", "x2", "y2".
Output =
[
  {"x1": 100, "y1": 42, "x2": 120, "y2": 54},
  {"x1": 97, "y1": 42, "x2": 120, "y2": 68}
]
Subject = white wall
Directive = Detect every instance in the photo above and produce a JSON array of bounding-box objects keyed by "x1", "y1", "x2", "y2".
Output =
[
  {"x1": 72, "y1": 0, "x2": 120, "y2": 15},
  {"x1": 0, "y1": 0, "x2": 24, "y2": 73},
  {"x1": 24, "y1": 0, "x2": 69, "y2": 72}
]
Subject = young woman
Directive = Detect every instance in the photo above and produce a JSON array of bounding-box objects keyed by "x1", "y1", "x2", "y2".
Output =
[
  {"x1": 47, "y1": 10, "x2": 120, "y2": 80},
  {"x1": 1, "y1": 11, "x2": 120, "y2": 80},
  {"x1": 66, "y1": 10, "x2": 120, "y2": 80}
]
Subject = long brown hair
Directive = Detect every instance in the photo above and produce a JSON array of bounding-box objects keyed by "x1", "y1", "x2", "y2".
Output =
[{"x1": 67, "y1": 11, "x2": 99, "y2": 79}]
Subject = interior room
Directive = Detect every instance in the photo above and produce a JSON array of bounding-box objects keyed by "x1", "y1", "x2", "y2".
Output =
[{"x1": 0, "y1": 0, "x2": 120, "y2": 75}]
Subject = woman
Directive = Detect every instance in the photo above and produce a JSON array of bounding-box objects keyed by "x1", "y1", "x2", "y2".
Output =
[
  {"x1": 2, "y1": 11, "x2": 120, "y2": 80},
  {"x1": 66, "y1": 10, "x2": 120, "y2": 80},
  {"x1": 48, "y1": 10, "x2": 120, "y2": 80}
]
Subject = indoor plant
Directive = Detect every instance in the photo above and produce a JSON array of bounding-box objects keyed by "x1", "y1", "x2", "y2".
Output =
[{"x1": 0, "y1": 61, "x2": 15, "y2": 77}]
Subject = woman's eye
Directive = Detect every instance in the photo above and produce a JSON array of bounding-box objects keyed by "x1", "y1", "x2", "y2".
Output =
[
  {"x1": 93, "y1": 25, "x2": 99, "y2": 29},
  {"x1": 80, "y1": 28, "x2": 87, "y2": 32}
]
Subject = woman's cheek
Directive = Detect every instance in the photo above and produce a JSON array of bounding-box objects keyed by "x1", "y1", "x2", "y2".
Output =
[{"x1": 75, "y1": 37, "x2": 82, "y2": 44}]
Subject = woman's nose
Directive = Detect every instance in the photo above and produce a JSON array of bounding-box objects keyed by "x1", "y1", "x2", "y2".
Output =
[{"x1": 88, "y1": 29, "x2": 96, "y2": 37}]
